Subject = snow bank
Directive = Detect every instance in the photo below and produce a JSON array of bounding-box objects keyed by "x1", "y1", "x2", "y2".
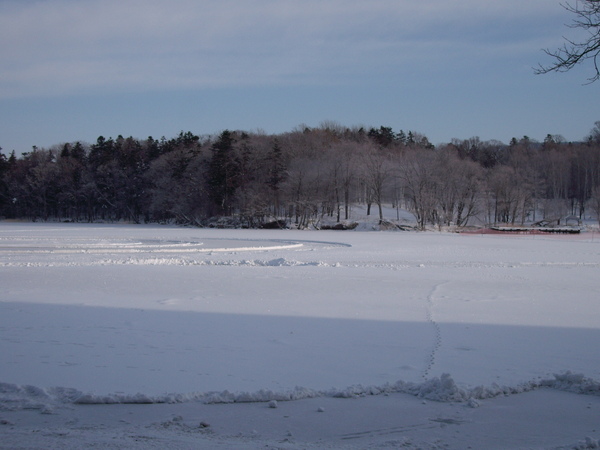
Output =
[{"x1": 3, "y1": 372, "x2": 598, "y2": 414}]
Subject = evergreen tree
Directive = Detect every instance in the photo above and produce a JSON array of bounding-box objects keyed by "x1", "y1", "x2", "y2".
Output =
[
  {"x1": 267, "y1": 139, "x2": 287, "y2": 215},
  {"x1": 207, "y1": 130, "x2": 240, "y2": 214},
  {"x1": 368, "y1": 126, "x2": 396, "y2": 147},
  {"x1": 0, "y1": 148, "x2": 9, "y2": 215}
]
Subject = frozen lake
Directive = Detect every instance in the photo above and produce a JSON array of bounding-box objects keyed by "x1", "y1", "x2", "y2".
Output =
[{"x1": 1, "y1": 222, "x2": 599, "y2": 448}]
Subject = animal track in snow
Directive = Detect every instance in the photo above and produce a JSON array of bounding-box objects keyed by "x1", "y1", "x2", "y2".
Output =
[{"x1": 422, "y1": 282, "x2": 447, "y2": 380}]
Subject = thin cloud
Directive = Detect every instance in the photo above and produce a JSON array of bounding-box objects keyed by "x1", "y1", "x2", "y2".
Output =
[{"x1": 0, "y1": 0, "x2": 563, "y2": 98}]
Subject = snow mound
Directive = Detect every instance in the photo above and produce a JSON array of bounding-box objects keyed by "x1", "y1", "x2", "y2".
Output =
[
  {"x1": 0, "y1": 382, "x2": 83, "y2": 413},
  {"x1": 407, "y1": 373, "x2": 469, "y2": 402},
  {"x1": 575, "y1": 436, "x2": 600, "y2": 449},
  {"x1": 540, "y1": 371, "x2": 600, "y2": 395}
]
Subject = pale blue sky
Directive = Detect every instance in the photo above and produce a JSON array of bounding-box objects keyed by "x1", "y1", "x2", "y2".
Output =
[{"x1": 1, "y1": 0, "x2": 598, "y2": 154}]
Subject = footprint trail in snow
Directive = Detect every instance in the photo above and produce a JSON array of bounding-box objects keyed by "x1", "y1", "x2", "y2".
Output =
[{"x1": 422, "y1": 281, "x2": 446, "y2": 380}]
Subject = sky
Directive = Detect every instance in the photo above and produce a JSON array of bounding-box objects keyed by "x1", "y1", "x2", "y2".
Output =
[{"x1": 1, "y1": 0, "x2": 598, "y2": 155}]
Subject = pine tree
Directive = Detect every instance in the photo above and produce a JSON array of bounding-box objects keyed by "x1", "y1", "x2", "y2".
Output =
[{"x1": 207, "y1": 130, "x2": 240, "y2": 214}]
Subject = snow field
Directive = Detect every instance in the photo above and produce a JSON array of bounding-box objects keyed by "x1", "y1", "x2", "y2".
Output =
[{"x1": 1, "y1": 222, "x2": 599, "y2": 448}]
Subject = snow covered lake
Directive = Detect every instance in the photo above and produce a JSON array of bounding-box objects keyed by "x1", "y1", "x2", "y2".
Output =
[{"x1": 1, "y1": 222, "x2": 599, "y2": 448}]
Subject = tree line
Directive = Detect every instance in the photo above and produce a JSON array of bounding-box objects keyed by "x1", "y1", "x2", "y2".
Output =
[{"x1": 1, "y1": 122, "x2": 600, "y2": 229}]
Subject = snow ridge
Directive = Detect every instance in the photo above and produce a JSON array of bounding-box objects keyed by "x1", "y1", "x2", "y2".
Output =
[
  {"x1": 0, "y1": 257, "x2": 331, "y2": 268},
  {"x1": 7, "y1": 257, "x2": 599, "y2": 270},
  {"x1": 108, "y1": 257, "x2": 331, "y2": 267},
  {"x1": 2, "y1": 372, "x2": 598, "y2": 413}
]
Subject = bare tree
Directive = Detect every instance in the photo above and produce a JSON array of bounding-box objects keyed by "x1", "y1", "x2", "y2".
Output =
[
  {"x1": 535, "y1": 0, "x2": 600, "y2": 83},
  {"x1": 588, "y1": 120, "x2": 600, "y2": 143},
  {"x1": 433, "y1": 148, "x2": 483, "y2": 227},
  {"x1": 401, "y1": 150, "x2": 438, "y2": 230},
  {"x1": 337, "y1": 142, "x2": 360, "y2": 221},
  {"x1": 537, "y1": 149, "x2": 571, "y2": 219},
  {"x1": 487, "y1": 165, "x2": 535, "y2": 225},
  {"x1": 360, "y1": 144, "x2": 394, "y2": 223},
  {"x1": 283, "y1": 156, "x2": 323, "y2": 228},
  {"x1": 589, "y1": 184, "x2": 600, "y2": 225}
]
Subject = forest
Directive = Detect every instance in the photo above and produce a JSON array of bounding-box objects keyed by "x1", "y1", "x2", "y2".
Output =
[{"x1": 1, "y1": 122, "x2": 600, "y2": 229}]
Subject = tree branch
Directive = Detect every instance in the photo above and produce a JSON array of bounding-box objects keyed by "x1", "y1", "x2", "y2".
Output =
[{"x1": 535, "y1": 0, "x2": 600, "y2": 83}]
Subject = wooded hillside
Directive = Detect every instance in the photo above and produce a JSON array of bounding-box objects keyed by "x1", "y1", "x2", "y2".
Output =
[{"x1": 1, "y1": 122, "x2": 600, "y2": 228}]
